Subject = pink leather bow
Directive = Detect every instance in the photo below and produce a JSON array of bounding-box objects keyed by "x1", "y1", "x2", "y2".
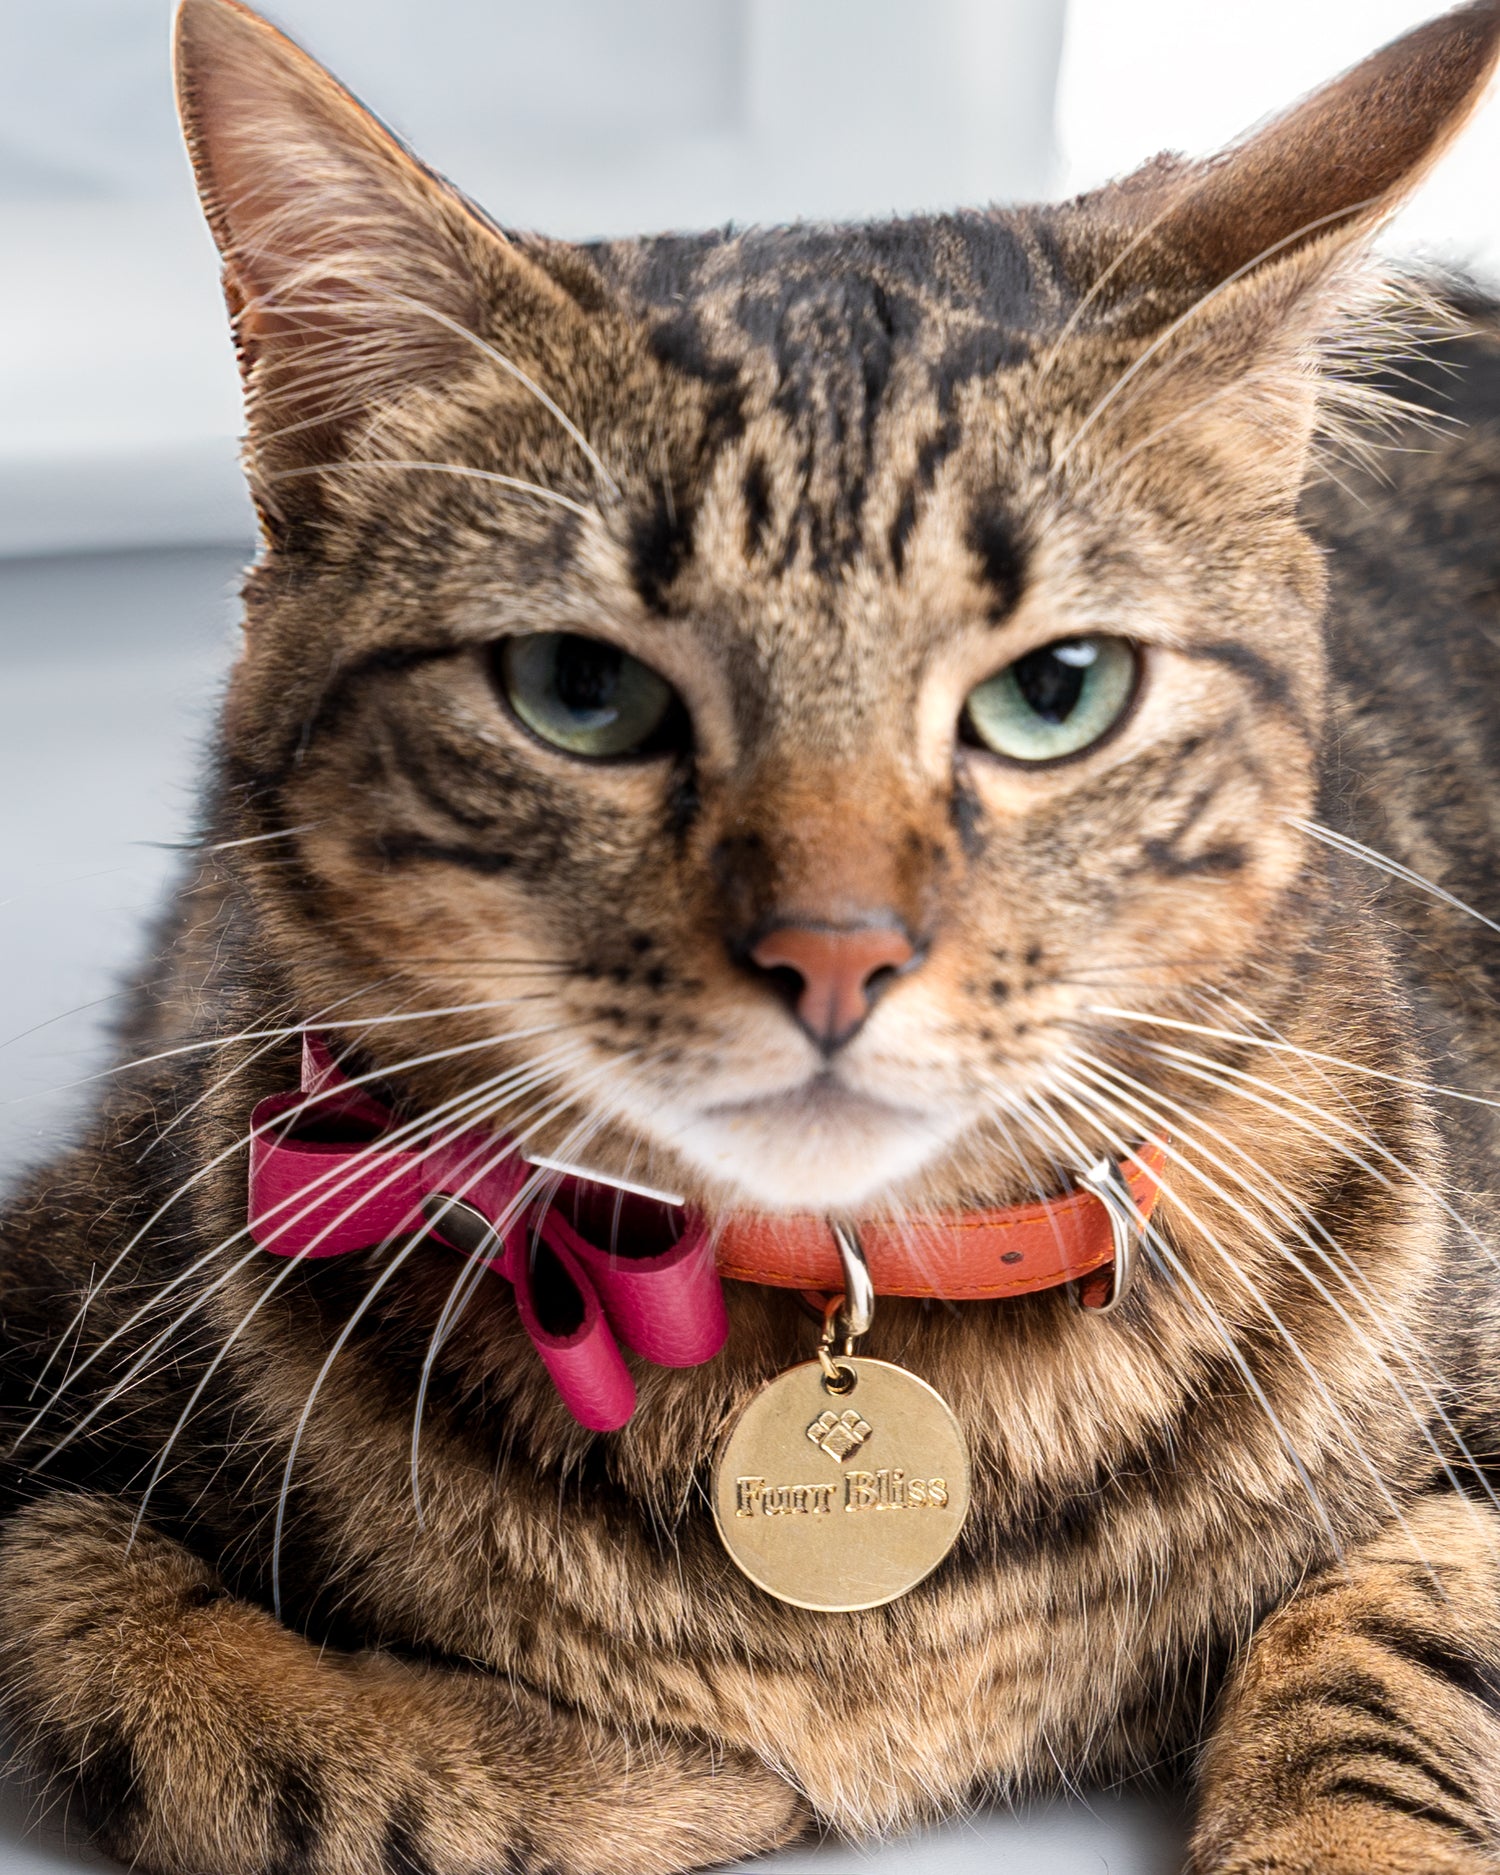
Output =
[{"x1": 247, "y1": 1036, "x2": 728, "y2": 1430}]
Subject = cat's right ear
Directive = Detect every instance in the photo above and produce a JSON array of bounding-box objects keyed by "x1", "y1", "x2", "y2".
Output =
[{"x1": 174, "y1": 0, "x2": 592, "y2": 525}]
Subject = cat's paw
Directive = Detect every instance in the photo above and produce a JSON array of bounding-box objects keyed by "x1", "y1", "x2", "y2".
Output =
[
  {"x1": 1190, "y1": 1809, "x2": 1500, "y2": 1875},
  {"x1": 556, "y1": 1743, "x2": 810, "y2": 1875},
  {"x1": 0, "y1": 1492, "x2": 808, "y2": 1875}
]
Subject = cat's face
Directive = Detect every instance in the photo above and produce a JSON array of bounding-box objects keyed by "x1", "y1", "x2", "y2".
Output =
[
  {"x1": 180, "y1": 0, "x2": 1485, "y2": 1215},
  {"x1": 224, "y1": 219, "x2": 1327, "y2": 1213}
]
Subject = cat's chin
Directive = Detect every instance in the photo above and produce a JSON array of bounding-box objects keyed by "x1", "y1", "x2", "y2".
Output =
[{"x1": 665, "y1": 1081, "x2": 964, "y2": 1212}]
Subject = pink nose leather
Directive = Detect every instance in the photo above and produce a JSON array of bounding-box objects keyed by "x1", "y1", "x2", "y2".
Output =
[{"x1": 750, "y1": 923, "x2": 915, "y2": 1049}]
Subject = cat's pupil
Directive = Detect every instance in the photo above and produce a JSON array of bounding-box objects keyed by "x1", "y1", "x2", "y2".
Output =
[
  {"x1": 1012, "y1": 640, "x2": 1097, "y2": 723},
  {"x1": 554, "y1": 637, "x2": 622, "y2": 722},
  {"x1": 496, "y1": 631, "x2": 682, "y2": 758}
]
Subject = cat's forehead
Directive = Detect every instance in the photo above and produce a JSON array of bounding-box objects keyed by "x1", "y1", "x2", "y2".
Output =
[
  {"x1": 591, "y1": 212, "x2": 1076, "y2": 376},
  {"x1": 576, "y1": 214, "x2": 1082, "y2": 627}
]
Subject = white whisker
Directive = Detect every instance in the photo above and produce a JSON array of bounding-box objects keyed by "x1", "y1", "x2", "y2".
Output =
[
  {"x1": 266, "y1": 458, "x2": 600, "y2": 525},
  {"x1": 17, "y1": 1027, "x2": 577, "y2": 1455},
  {"x1": 1017, "y1": 1074, "x2": 1347, "y2": 1557},
  {"x1": 1292, "y1": 816, "x2": 1500, "y2": 937},
  {"x1": 273, "y1": 1054, "x2": 630, "y2": 1611},
  {"x1": 1083, "y1": 1003, "x2": 1500, "y2": 1113},
  {"x1": 1114, "y1": 1030, "x2": 1500, "y2": 1273},
  {"x1": 406, "y1": 1087, "x2": 625, "y2": 1529},
  {"x1": 117, "y1": 1047, "x2": 593, "y2": 1568},
  {"x1": 1068, "y1": 1048, "x2": 1500, "y2": 1544}
]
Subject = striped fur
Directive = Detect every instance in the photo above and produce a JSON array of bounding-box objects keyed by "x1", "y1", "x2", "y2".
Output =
[{"x1": 5, "y1": 2, "x2": 1500, "y2": 1869}]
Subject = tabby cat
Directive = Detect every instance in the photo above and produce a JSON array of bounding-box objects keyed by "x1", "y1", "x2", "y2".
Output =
[{"x1": 6, "y1": 0, "x2": 1500, "y2": 1869}]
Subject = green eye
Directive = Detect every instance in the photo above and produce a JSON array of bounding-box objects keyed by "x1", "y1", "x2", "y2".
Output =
[
  {"x1": 962, "y1": 636, "x2": 1137, "y2": 763},
  {"x1": 495, "y1": 633, "x2": 686, "y2": 759}
]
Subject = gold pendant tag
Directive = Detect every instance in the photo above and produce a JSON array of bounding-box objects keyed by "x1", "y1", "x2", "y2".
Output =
[{"x1": 712, "y1": 1354, "x2": 971, "y2": 1612}]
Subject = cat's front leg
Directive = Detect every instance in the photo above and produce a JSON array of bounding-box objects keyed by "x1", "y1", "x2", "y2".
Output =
[
  {"x1": 0, "y1": 1491, "x2": 808, "y2": 1875},
  {"x1": 1190, "y1": 1497, "x2": 1500, "y2": 1873}
]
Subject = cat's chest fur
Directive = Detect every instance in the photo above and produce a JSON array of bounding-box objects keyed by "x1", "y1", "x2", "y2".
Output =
[{"x1": 228, "y1": 1258, "x2": 1417, "y2": 1834}]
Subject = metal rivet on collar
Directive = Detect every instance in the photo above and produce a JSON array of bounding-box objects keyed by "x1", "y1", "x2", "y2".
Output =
[
  {"x1": 1071, "y1": 1157, "x2": 1146, "y2": 1316},
  {"x1": 421, "y1": 1191, "x2": 506, "y2": 1261}
]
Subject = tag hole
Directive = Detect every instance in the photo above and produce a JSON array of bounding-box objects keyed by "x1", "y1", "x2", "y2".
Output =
[{"x1": 822, "y1": 1363, "x2": 857, "y2": 1396}]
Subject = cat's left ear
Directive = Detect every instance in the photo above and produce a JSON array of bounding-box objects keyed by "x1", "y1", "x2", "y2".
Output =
[
  {"x1": 1068, "y1": 0, "x2": 1500, "y2": 472},
  {"x1": 1092, "y1": 0, "x2": 1500, "y2": 300},
  {"x1": 174, "y1": 0, "x2": 604, "y2": 526}
]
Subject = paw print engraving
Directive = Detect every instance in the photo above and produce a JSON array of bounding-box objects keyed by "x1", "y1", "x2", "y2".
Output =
[{"x1": 806, "y1": 1407, "x2": 873, "y2": 1463}]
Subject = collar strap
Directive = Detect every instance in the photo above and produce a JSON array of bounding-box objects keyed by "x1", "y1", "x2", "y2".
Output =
[
  {"x1": 245, "y1": 1034, "x2": 1165, "y2": 1430},
  {"x1": 712, "y1": 1155, "x2": 1164, "y2": 1302}
]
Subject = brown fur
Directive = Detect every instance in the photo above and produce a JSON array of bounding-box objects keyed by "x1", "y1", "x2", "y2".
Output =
[{"x1": 5, "y1": 2, "x2": 1500, "y2": 1869}]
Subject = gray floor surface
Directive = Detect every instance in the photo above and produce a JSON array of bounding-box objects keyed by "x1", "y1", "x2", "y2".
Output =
[{"x1": 0, "y1": 547, "x2": 1187, "y2": 1872}]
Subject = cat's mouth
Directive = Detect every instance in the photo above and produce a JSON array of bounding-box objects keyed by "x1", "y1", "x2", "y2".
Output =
[
  {"x1": 672, "y1": 1073, "x2": 964, "y2": 1212},
  {"x1": 701, "y1": 1078, "x2": 927, "y2": 1141}
]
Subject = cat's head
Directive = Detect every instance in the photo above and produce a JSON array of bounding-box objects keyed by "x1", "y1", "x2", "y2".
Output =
[{"x1": 176, "y1": 0, "x2": 1498, "y2": 1214}]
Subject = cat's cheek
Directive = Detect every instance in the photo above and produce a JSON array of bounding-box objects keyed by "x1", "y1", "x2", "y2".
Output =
[{"x1": 952, "y1": 731, "x2": 1151, "y2": 840}]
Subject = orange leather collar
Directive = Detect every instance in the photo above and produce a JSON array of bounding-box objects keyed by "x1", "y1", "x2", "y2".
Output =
[{"x1": 713, "y1": 1141, "x2": 1167, "y2": 1303}]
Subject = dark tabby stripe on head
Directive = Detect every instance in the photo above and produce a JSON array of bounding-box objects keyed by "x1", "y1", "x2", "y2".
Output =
[
  {"x1": 631, "y1": 489, "x2": 693, "y2": 612},
  {"x1": 369, "y1": 834, "x2": 515, "y2": 873},
  {"x1": 965, "y1": 498, "x2": 1026, "y2": 616}
]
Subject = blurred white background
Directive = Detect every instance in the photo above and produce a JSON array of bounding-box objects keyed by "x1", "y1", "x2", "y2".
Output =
[
  {"x1": 0, "y1": 3, "x2": 1495, "y2": 1870},
  {"x1": 3, "y1": 0, "x2": 1496, "y2": 559},
  {"x1": 0, "y1": 0, "x2": 1068, "y2": 555}
]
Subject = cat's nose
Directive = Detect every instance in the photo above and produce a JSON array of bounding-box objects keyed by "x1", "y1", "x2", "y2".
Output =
[{"x1": 747, "y1": 922, "x2": 917, "y2": 1053}]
